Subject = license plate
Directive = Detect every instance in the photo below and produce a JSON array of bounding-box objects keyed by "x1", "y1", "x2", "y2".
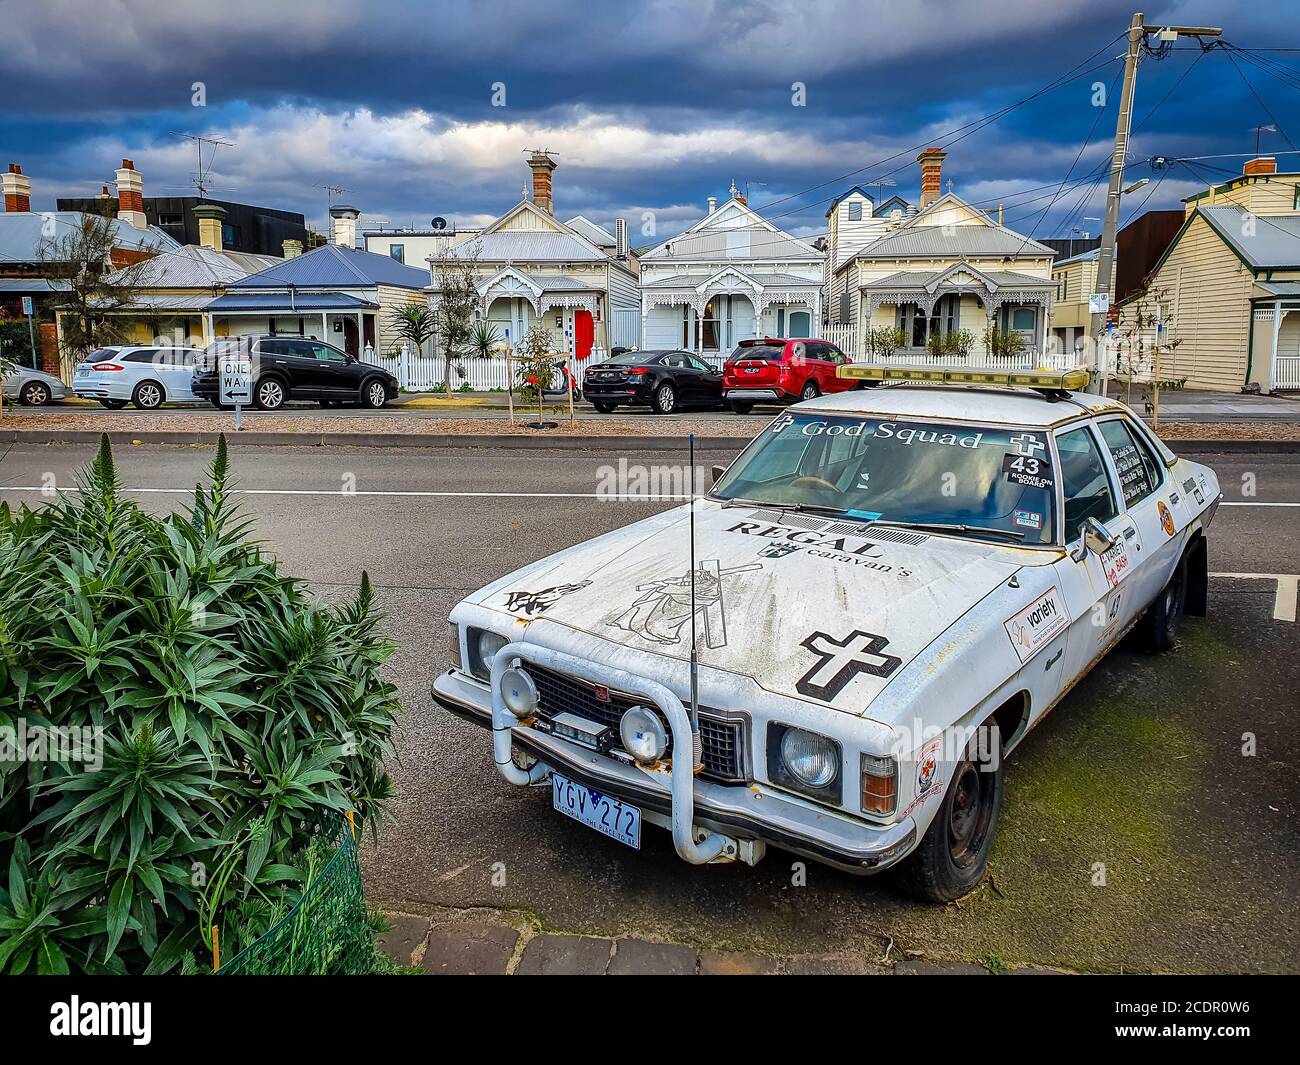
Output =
[
  {"x1": 552, "y1": 772, "x2": 640, "y2": 849},
  {"x1": 744, "y1": 366, "x2": 761, "y2": 374},
  {"x1": 75, "y1": 367, "x2": 88, "y2": 378}
]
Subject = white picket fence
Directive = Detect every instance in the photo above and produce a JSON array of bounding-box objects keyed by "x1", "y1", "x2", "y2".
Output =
[
  {"x1": 375, "y1": 347, "x2": 618, "y2": 392},
  {"x1": 1275, "y1": 355, "x2": 1300, "y2": 391}
]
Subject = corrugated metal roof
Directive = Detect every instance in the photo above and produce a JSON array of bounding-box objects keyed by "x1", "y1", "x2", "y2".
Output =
[
  {"x1": 0, "y1": 212, "x2": 179, "y2": 263},
  {"x1": 443, "y1": 231, "x2": 607, "y2": 262},
  {"x1": 1255, "y1": 281, "x2": 1300, "y2": 298},
  {"x1": 564, "y1": 215, "x2": 617, "y2": 246},
  {"x1": 207, "y1": 291, "x2": 379, "y2": 311},
  {"x1": 857, "y1": 223, "x2": 1055, "y2": 259},
  {"x1": 643, "y1": 271, "x2": 819, "y2": 288},
  {"x1": 106, "y1": 245, "x2": 249, "y2": 288},
  {"x1": 229, "y1": 243, "x2": 429, "y2": 289},
  {"x1": 642, "y1": 226, "x2": 820, "y2": 261},
  {"x1": 1201, "y1": 206, "x2": 1300, "y2": 268},
  {"x1": 867, "y1": 267, "x2": 1052, "y2": 290},
  {"x1": 99, "y1": 292, "x2": 215, "y2": 311},
  {"x1": 0, "y1": 277, "x2": 71, "y2": 292}
]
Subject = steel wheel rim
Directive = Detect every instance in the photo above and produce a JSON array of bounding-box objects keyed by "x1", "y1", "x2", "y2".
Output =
[
  {"x1": 139, "y1": 385, "x2": 160, "y2": 407},
  {"x1": 947, "y1": 762, "x2": 994, "y2": 868},
  {"x1": 26, "y1": 385, "x2": 47, "y2": 404},
  {"x1": 369, "y1": 383, "x2": 385, "y2": 406},
  {"x1": 657, "y1": 385, "x2": 674, "y2": 412}
]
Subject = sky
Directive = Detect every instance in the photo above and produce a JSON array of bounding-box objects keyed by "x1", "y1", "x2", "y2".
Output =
[{"x1": 2, "y1": 0, "x2": 1298, "y2": 247}]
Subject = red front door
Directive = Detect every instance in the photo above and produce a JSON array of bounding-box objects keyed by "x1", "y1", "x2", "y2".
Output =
[{"x1": 574, "y1": 310, "x2": 594, "y2": 360}]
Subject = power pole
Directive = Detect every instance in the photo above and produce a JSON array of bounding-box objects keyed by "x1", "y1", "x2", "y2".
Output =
[{"x1": 1088, "y1": 13, "x2": 1222, "y2": 394}]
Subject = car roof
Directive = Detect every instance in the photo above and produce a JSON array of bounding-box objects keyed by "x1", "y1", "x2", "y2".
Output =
[{"x1": 796, "y1": 383, "x2": 1131, "y2": 428}]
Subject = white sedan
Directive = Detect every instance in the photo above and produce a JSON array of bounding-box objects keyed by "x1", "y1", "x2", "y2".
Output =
[{"x1": 432, "y1": 367, "x2": 1220, "y2": 902}]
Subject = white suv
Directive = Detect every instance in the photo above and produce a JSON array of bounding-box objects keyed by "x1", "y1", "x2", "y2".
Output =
[{"x1": 73, "y1": 346, "x2": 204, "y2": 409}]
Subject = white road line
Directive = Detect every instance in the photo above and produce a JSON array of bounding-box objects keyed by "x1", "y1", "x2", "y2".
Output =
[
  {"x1": 1219, "y1": 502, "x2": 1300, "y2": 507},
  {"x1": 1211, "y1": 572, "x2": 1299, "y2": 623}
]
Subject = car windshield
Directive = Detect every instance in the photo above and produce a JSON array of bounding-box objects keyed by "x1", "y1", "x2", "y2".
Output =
[
  {"x1": 729, "y1": 344, "x2": 784, "y2": 361},
  {"x1": 712, "y1": 412, "x2": 1056, "y2": 544}
]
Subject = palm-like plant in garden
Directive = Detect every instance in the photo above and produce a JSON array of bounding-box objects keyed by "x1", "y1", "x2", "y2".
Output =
[{"x1": 0, "y1": 435, "x2": 402, "y2": 973}]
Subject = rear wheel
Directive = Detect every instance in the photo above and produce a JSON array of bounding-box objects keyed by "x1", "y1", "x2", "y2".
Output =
[
  {"x1": 1138, "y1": 558, "x2": 1187, "y2": 653},
  {"x1": 131, "y1": 380, "x2": 165, "y2": 410},
  {"x1": 897, "y1": 721, "x2": 1003, "y2": 903},
  {"x1": 728, "y1": 400, "x2": 754, "y2": 415},
  {"x1": 19, "y1": 381, "x2": 50, "y2": 405},
  {"x1": 253, "y1": 377, "x2": 286, "y2": 411},
  {"x1": 99, "y1": 398, "x2": 128, "y2": 410},
  {"x1": 592, "y1": 401, "x2": 617, "y2": 414},
  {"x1": 800, "y1": 380, "x2": 820, "y2": 402},
  {"x1": 653, "y1": 382, "x2": 676, "y2": 414}
]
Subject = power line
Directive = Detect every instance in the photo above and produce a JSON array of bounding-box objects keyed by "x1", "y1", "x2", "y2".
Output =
[{"x1": 1220, "y1": 47, "x2": 1297, "y2": 151}]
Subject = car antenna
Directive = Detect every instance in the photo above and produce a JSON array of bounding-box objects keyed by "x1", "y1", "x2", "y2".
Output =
[{"x1": 688, "y1": 433, "x2": 703, "y2": 773}]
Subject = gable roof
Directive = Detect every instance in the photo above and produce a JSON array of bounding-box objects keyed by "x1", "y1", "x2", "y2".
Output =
[
  {"x1": 563, "y1": 214, "x2": 617, "y2": 246},
  {"x1": 441, "y1": 199, "x2": 611, "y2": 263},
  {"x1": 874, "y1": 195, "x2": 913, "y2": 216},
  {"x1": 228, "y1": 242, "x2": 429, "y2": 289},
  {"x1": 847, "y1": 192, "x2": 1055, "y2": 263},
  {"x1": 825, "y1": 185, "x2": 876, "y2": 218},
  {"x1": 1199, "y1": 205, "x2": 1300, "y2": 269},
  {"x1": 106, "y1": 244, "x2": 278, "y2": 288},
  {"x1": 643, "y1": 197, "x2": 822, "y2": 261},
  {"x1": 0, "y1": 211, "x2": 180, "y2": 263}
]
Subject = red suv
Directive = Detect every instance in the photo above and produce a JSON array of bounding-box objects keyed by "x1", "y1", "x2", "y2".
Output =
[{"x1": 722, "y1": 338, "x2": 855, "y2": 413}]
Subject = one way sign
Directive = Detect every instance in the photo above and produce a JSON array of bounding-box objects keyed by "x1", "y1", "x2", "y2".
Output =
[{"x1": 219, "y1": 354, "x2": 252, "y2": 406}]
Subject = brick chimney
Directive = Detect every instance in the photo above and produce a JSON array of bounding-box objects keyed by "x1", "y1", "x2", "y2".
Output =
[
  {"x1": 282, "y1": 238, "x2": 303, "y2": 259},
  {"x1": 917, "y1": 148, "x2": 946, "y2": 210},
  {"x1": 329, "y1": 204, "x2": 359, "y2": 248},
  {"x1": 116, "y1": 159, "x2": 147, "y2": 229},
  {"x1": 527, "y1": 150, "x2": 557, "y2": 215},
  {"x1": 1243, "y1": 156, "x2": 1277, "y2": 176},
  {"x1": 3, "y1": 164, "x2": 31, "y2": 212},
  {"x1": 192, "y1": 202, "x2": 226, "y2": 252}
]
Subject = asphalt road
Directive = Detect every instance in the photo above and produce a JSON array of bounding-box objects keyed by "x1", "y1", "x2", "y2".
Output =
[{"x1": 1, "y1": 440, "x2": 1297, "y2": 972}]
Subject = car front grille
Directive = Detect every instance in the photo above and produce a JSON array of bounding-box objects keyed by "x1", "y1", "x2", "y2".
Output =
[{"x1": 528, "y1": 663, "x2": 748, "y2": 783}]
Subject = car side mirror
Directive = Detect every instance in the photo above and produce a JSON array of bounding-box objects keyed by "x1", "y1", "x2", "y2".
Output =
[
  {"x1": 1073, "y1": 517, "x2": 1117, "y2": 561},
  {"x1": 711, "y1": 464, "x2": 726, "y2": 485}
]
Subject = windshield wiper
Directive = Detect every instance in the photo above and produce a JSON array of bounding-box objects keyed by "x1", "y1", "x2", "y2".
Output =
[{"x1": 867, "y1": 519, "x2": 1026, "y2": 542}]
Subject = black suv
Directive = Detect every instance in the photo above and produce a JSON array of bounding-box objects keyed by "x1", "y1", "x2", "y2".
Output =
[{"x1": 192, "y1": 336, "x2": 399, "y2": 411}]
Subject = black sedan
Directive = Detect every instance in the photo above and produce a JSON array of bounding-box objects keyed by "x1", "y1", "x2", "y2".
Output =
[{"x1": 583, "y1": 349, "x2": 723, "y2": 414}]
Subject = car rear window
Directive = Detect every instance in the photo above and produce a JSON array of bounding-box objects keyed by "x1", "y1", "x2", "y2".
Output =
[
  {"x1": 606, "y1": 351, "x2": 657, "y2": 365},
  {"x1": 729, "y1": 344, "x2": 784, "y2": 361}
]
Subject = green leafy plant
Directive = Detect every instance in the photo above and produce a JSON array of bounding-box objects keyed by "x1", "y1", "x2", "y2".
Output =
[
  {"x1": 0, "y1": 435, "x2": 401, "y2": 973},
  {"x1": 984, "y1": 326, "x2": 1026, "y2": 359},
  {"x1": 866, "y1": 325, "x2": 906, "y2": 360},
  {"x1": 513, "y1": 322, "x2": 556, "y2": 408},
  {"x1": 387, "y1": 304, "x2": 436, "y2": 358}
]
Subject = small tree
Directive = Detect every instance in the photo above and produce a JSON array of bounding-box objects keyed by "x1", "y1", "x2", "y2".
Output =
[
  {"x1": 514, "y1": 322, "x2": 555, "y2": 418},
  {"x1": 429, "y1": 248, "x2": 481, "y2": 397},
  {"x1": 866, "y1": 325, "x2": 907, "y2": 360},
  {"x1": 949, "y1": 328, "x2": 976, "y2": 358},
  {"x1": 1112, "y1": 282, "x2": 1182, "y2": 418},
  {"x1": 37, "y1": 214, "x2": 157, "y2": 370},
  {"x1": 984, "y1": 326, "x2": 1025, "y2": 359},
  {"x1": 388, "y1": 304, "x2": 436, "y2": 359}
]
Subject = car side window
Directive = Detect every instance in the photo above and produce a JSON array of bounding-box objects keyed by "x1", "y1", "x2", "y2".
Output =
[
  {"x1": 124, "y1": 349, "x2": 159, "y2": 363},
  {"x1": 1057, "y1": 426, "x2": 1118, "y2": 543},
  {"x1": 1097, "y1": 417, "x2": 1162, "y2": 507},
  {"x1": 663, "y1": 353, "x2": 686, "y2": 368},
  {"x1": 312, "y1": 344, "x2": 347, "y2": 362},
  {"x1": 284, "y1": 341, "x2": 319, "y2": 360},
  {"x1": 258, "y1": 340, "x2": 289, "y2": 357}
]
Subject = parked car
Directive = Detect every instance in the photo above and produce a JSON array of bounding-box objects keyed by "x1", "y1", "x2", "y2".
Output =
[
  {"x1": 3, "y1": 365, "x2": 69, "y2": 406},
  {"x1": 432, "y1": 366, "x2": 1220, "y2": 902},
  {"x1": 722, "y1": 337, "x2": 855, "y2": 413},
  {"x1": 73, "y1": 346, "x2": 205, "y2": 409},
  {"x1": 192, "y1": 336, "x2": 399, "y2": 411},
  {"x1": 583, "y1": 349, "x2": 723, "y2": 414}
]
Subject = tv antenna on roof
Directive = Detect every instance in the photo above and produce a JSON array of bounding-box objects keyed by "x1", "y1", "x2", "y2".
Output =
[
  {"x1": 168, "y1": 132, "x2": 236, "y2": 198},
  {"x1": 317, "y1": 183, "x2": 349, "y2": 228}
]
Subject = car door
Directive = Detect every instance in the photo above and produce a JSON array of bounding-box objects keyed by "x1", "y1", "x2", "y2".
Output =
[
  {"x1": 660, "y1": 352, "x2": 695, "y2": 404},
  {"x1": 256, "y1": 339, "x2": 298, "y2": 390},
  {"x1": 683, "y1": 351, "x2": 721, "y2": 405},
  {"x1": 822, "y1": 344, "x2": 855, "y2": 393},
  {"x1": 1049, "y1": 423, "x2": 1140, "y2": 691},
  {"x1": 1094, "y1": 414, "x2": 1176, "y2": 620},
  {"x1": 306, "y1": 341, "x2": 356, "y2": 397}
]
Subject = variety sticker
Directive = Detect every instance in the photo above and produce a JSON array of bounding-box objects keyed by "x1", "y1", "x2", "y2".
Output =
[{"x1": 1003, "y1": 585, "x2": 1070, "y2": 663}]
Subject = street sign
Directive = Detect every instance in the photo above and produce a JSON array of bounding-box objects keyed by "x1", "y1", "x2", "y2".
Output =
[
  {"x1": 218, "y1": 354, "x2": 252, "y2": 405},
  {"x1": 20, "y1": 296, "x2": 33, "y2": 316},
  {"x1": 1088, "y1": 292, "x2": 1110, "y2": 315}
]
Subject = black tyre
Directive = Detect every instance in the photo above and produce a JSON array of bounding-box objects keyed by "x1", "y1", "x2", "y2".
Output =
[
  {"x1": 729, "y1": 400, "x2": 754, "y2": 415},
  {"x1": 131, "y1": 380, "x2": 165, "y2": 410},
  {"x1": 360, "y1": 378, "x2": 388, "y2": 409},
  {"x1": 800, "y1": 380, "x2": 820, "y2": 402},
  {"x1": 99, "y1": 398, "x2": 128, "y2": 410},
  {"x1": 592, "y1": 401, "x2": 617, "y2": 414},
  {"x1": 652, "y1": 382, "x2": 676, "y2": 414},
  {"x1": 898, "y1": 721, "x2": 1003, "y2": 903},
  {"x1": 253, "y1": 377, "x2": 287, "y2": 411},
  {"x1": 20, "y1": 381, "x2": 50, "y2": 406},
  {"x1": 1138, "y1": 558, "x2": 1187, "y2": 653}
]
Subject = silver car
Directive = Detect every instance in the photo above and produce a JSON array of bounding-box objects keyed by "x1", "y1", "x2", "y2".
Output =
[
  {"x1": 73, "y1": 346, "x2": 204, "y2": 409},
  {"x1": 3, "y1": 365, "x2": 69, "y2": 406}
]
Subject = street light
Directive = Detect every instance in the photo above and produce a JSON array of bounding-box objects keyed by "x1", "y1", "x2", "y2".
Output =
[{"x1": 1123, "y1": 178, "x2": 1150, "y2": 194}]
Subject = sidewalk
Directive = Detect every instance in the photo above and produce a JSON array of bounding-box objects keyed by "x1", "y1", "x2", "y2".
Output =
[
  {"x1": 377, "y1": 909, "x2": 1072, "y2": 976},
  {"x1": 1105, "y1": 384, "x2": 1298, "y2": 422}
]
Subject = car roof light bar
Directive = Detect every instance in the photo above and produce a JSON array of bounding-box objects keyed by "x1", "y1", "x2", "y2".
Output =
[{"x1": 837, "y1": 363, "x2": 1091, "y2": 395}]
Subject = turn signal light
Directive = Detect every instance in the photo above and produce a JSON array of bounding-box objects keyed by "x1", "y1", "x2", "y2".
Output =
[{"x1": 860, "y1": 753, "x2": 897, "y2": 816}]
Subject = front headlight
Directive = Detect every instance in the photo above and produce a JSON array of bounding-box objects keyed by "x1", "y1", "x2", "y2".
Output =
[
  {"x1": 466, "y1": 627, "x2": 509, "y2": 682},
  {"x1": 767, "y1": 723, "x2": 841, "y2": 803}
]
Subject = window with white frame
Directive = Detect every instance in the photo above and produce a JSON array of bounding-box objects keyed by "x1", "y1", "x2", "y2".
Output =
[{"x1": 896, "y1": 294, "x2": 959, "y2": 348}]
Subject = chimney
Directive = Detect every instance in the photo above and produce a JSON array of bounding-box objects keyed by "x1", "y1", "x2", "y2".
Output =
[
  {"x1": 917, "y1": 148, "x2": 946, "y2": 210},
  {"x1": 527, "y1": 150, "x2": 557, "y2": 215},
  {"x1": 329, "y1": 204, "x2": 360, "y2": 248},
  {"x1": 192, "y1": 203, "x2": 226, "y2": 252},
  {"x1": 116, "y1": 159, "x2": 147, "y2": 229},
  {"x1": 1243, "y1": 156, "x2": 1277, "y2": 176},
  {"x1": 615, "y1": 217, "x2": 628, "y2": 258},
  {"x1": 282, "y1": 238, "x2": 303, "y2": 259},
  {"x1": 707, "y1": 195, "x2": 717, "y2": 215},
  {"x1": 3, "y1": 164, "x2": 31, "y2": 212}
]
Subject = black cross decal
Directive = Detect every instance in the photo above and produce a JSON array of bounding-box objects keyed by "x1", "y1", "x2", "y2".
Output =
[{"x1": 796, "y1": 629, "x2": 902, "y2": 702}]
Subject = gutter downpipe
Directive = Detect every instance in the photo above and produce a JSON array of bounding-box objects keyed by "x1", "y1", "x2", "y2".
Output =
[{"x1": 489, "y1": 642, "x2": 728, "y2": 864}]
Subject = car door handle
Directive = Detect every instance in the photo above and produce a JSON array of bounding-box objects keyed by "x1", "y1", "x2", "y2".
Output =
[{"x1": 1124, "y1": 527, "x2": 1137, "y2": 539}]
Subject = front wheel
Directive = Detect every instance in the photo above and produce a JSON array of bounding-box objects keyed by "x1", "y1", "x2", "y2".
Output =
[
  {"x1": 897, "y1": 721, "x2": 1003, "y2": 903},
  {"x1": 360, "y1": 378, "x2": 388, "y2": 409},
  {"x1": 20, "y1": 381, "x2": 51, "y2": 405},
  {"x1": 652, "y1": 382, "x2": 676, "y2": 414},
  {"x1": 800, "y1": 380, "x2": 820, "y2": 402},
  {"x1": 1138, "y1": 559, "x2": 1187, "y2": 653},
  {"x1": 253, "y1": 377, "x2": 286, "y2": 411},
  {"x1": 592, "y1": 401, "x2": 617, "y2": 414}
]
